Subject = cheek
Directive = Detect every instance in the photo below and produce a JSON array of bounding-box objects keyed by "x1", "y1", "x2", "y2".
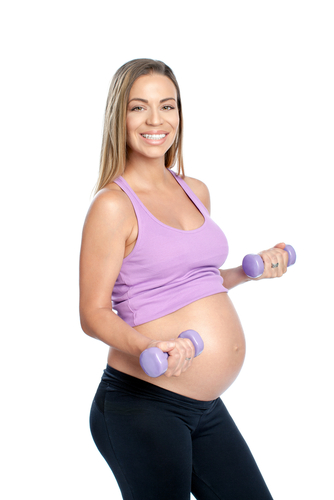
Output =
[
  {"x1": 126, "y1": 111, "x2": 142, "y2": 130},
  {"x1": 126, "y1": 116, "x2": 134, "y2": 134},
  {"x1": 173, "y1": 113, "x2": 180, "y2": 132},
  {"x1": 126, "y1": 116, "x2": 139, "y2": 145}
]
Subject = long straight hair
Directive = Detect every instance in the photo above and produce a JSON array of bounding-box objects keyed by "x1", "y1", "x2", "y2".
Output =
[{"x1": 94, "y1": 59, "x2": 184, "y2": 194}]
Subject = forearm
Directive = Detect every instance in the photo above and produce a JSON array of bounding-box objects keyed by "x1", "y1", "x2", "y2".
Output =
[
  {"x1": 80, "y1": 307, "x2": 152, "y2": 357},
  {"x1": 219, "y1": 266, "x2": 251, "y2": 290}
]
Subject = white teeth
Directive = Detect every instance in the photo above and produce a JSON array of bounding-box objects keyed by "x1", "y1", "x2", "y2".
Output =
[{"x1": 142, "y1": 134, "x2": 166, "y2": 140}]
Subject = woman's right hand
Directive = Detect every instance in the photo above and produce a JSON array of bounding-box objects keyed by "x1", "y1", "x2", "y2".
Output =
[{"x1": 145, "y1": 338, "x2": 195, "y2": 377}]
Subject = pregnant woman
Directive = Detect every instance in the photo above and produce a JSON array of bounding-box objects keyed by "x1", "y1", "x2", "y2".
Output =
[{"x1": 80, "y1": 58, "x2": 289, "y2": 500}]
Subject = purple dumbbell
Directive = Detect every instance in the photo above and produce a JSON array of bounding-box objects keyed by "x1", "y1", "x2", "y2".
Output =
[
  {"x1": 242, "y1": 244, "x2": 296, "y2": 278},
  {"x1": 139, "y1": 329, "x2": 204, "y2": 378}
]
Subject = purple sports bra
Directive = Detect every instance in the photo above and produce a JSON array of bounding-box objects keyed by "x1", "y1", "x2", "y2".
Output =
[{"x1": 111, "y1": 170, "x2": 229, "y2": 327}]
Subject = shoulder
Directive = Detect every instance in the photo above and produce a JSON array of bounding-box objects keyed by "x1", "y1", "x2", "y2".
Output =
[
  {"x1": 88, "y1": 184, "x2": 132, "y2": 221},
  {"x1": 182, "y1": 175, "x2": 211, "y2": 213},
  {"x1": 83, "y1": 183, "x2": 135, "y2": 238}
]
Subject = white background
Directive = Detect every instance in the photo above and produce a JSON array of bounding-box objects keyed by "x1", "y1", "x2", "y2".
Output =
[{"x1": 1, "y1": 1, "x2": 333, "y2": 499}]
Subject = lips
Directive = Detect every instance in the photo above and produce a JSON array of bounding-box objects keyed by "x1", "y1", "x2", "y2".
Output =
[
  {"x1": 141, "y1": 133, "x2": 166, "y2": 140},
  {"x1": 139, "y1": 130, "x2": 170, "y2": 145},
  {"x1": 140, "y1": 130, "x2": 169, "y2": 140}
]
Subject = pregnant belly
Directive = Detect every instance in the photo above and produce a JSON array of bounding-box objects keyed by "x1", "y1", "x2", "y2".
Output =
[{"x1": 108, "y1": 293, "x2": 246, "y2": 401}]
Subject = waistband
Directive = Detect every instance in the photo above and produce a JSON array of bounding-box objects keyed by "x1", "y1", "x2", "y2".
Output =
[{"x1": 102, "y1": 364, "x2": 217, "y2": 412}]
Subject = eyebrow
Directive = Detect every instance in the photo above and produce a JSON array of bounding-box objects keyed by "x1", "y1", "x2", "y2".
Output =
[{"x1": 128, "y1": 97, "x2": 176, "y2": 104}]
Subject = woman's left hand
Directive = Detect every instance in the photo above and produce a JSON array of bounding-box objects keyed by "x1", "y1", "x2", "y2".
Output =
[{"x1": 254, "y1": 242, "x2": 289, "y2": 280}]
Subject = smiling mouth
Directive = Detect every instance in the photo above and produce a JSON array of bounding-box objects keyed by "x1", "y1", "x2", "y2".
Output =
[{"x1": 141, "y1": 134, "x2": 167, "y2": 140}]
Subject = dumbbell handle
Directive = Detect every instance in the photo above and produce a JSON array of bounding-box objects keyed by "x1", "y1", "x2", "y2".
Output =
[
  {"x1": 242, "y1": 244, "x2": 296, "y2": 278},
  {"x1": 139, "y1": 329, "x2": 204, "y2": 378}
]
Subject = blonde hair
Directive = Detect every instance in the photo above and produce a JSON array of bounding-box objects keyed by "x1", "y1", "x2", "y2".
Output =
[{"x1": 94, "y1": 59, "x2": 184, "y2": 194}]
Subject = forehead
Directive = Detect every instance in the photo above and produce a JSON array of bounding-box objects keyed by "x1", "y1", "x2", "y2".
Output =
[{"x1": 129, "y1": 73, "x2": 177, "y2": 100}]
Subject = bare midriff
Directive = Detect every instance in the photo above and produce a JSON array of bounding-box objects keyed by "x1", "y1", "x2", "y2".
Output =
[{"x1": 107, "y1": 292, "x2": 246, "y2": 401}]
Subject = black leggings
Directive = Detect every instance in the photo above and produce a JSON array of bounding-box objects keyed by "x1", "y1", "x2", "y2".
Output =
[{"x1": 90, "y1": 365, "x2": 273, "y2": 500}]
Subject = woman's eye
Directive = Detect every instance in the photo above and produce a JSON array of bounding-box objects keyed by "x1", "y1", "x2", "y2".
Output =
[{"x1": 129, "y1": 104, "x2": 175, "y2": 112}]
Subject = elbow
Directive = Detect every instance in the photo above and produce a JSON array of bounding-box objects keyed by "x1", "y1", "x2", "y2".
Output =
[{"x1": 79, "y1": 308, "x2": 96, "y2": 339}]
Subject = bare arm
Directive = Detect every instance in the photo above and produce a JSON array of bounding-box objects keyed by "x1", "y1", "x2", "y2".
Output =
[
  {"x1": 79, "y1": 188, "x2": 152, "y2": 357},
  {"x1": 219, "y1": 266, "x2": 250, "y2": 289}
]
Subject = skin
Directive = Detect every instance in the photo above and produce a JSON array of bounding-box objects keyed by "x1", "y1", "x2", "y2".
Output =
[{"x1": 79, "y1": 73, "x2": 289, "y2": 401}]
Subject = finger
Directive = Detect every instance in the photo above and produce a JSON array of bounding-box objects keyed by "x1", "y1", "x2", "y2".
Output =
[
  {"x1": 155, "y1": 341, "x2": 176, "y2": 353},
  {"x1": 273, "y1": 247, "x2": 289, "y2": 275},
  {"x1": 258, "y1": 252, "x2": 277, "y2": 278},
  {"x1": 273, "y1": 244, "x2": 289, "y2": 274},
  {"x1": 272, "y1": 253, "x2": 285, "y2": 277},
  {"x1": 258, "y1": 251, "x2": 272, "y2": 276},
  {"x1": 182, "y1": 338, "x2": 195, "y2": 359},
  {"x1": 164, "y1": 349, "x2": 182, "y2": 377},
  {"x1": 274, "y1": 242, "x2": 286, "y2": 250},
  {"x1": 178, "y1": 339, "x2": 195, "y2": 374},
  {"x1": 274, "y1": 251, "x2": 285, "y2": 277},
  {"x1": 165, "y1": 339, "x2": 195, "y2": 377}
]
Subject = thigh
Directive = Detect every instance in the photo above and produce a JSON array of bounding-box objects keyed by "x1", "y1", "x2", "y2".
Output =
[
  {"x1": 191, "y1": 399, "x2": 273, "y2": 500},
  {"x1": 90, "y1": 381, "x2": 193, "y2": 500}
]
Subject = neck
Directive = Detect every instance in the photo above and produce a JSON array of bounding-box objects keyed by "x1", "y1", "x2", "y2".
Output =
[{"x1": 124, "y1": 153, "x2": 170, "y2": 189}]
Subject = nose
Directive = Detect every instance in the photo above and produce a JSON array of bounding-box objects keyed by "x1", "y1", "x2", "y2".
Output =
[{"x1": 146, "y1": 107, "x2": 163, "y2": 126}]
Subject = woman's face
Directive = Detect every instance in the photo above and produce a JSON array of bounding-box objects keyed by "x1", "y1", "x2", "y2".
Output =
[{"x1": 126, "y1": 73, "x2": 179, "y2": 162}]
